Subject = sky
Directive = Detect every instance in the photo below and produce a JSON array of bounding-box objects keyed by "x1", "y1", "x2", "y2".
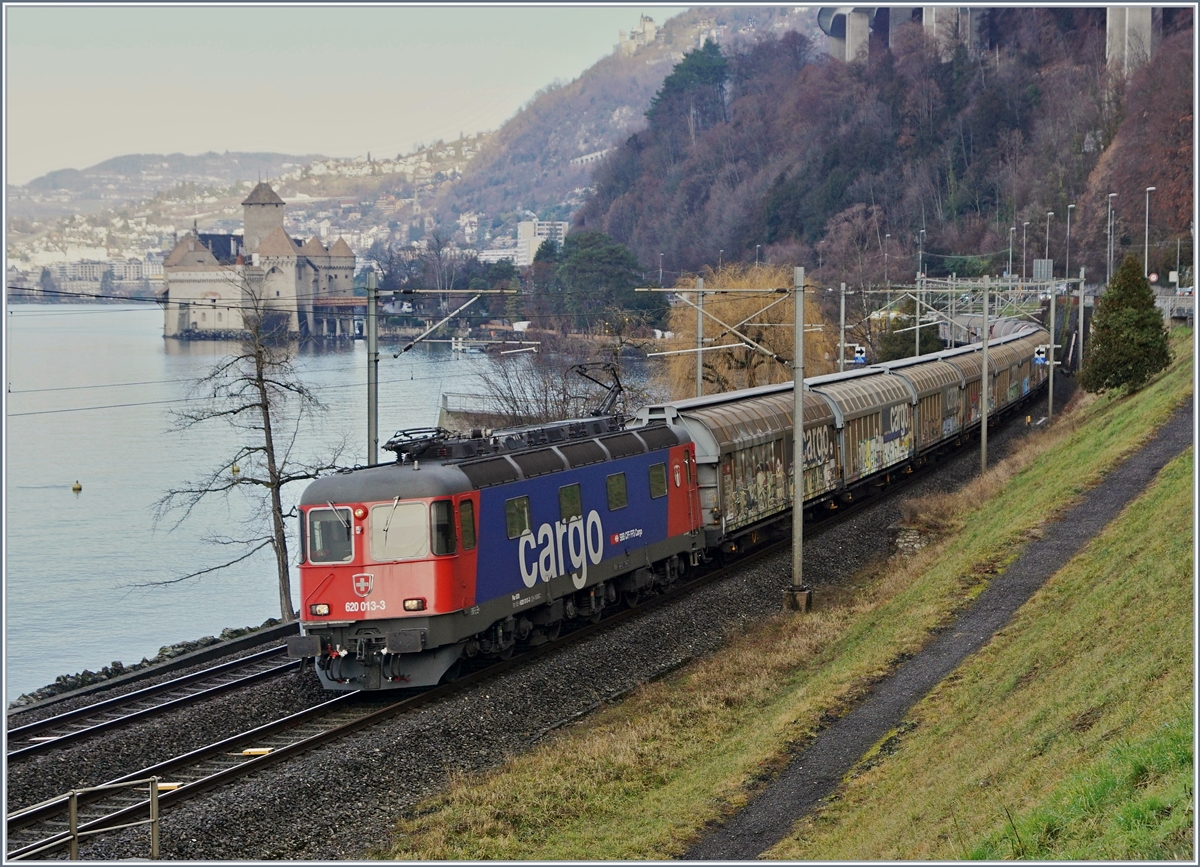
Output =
[{"x1": 5, "y1": 3, "x2": 686, "y2": 186}]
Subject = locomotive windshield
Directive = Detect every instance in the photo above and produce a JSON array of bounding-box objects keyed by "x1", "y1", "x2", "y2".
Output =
[
  {"x1": 369, "y1": 501, "x2": 429, "y2": 561},
  {"x1": 308, "y1": 508, "x2": 353, "y2": 563}
]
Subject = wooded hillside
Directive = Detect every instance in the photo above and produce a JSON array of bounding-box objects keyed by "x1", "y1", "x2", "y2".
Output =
[{"x1": 575, "y1": 8, "x2": 1193, "y2": 289}]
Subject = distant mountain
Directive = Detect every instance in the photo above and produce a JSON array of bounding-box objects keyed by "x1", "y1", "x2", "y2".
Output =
[
  {"x1": 8, "y1": 151, "x2": 327, "y2": 220},
  {"x1": 432, "y1": 7, "x2": 819, "y2": 236}
]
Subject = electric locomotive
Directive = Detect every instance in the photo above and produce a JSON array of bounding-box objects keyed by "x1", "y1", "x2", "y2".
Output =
[{"x1": 289, "y1": 418, "x2": 703, "y2": 690}]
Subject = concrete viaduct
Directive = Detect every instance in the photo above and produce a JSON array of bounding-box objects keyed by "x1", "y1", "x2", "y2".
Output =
[{"x1": 818, "y1": 6, "x2": 1164, "y2": 76}]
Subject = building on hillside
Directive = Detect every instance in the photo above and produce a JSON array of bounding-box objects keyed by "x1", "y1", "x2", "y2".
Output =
[
  {"x1": 158, "y1": 181, "x2": 358, "y2": 339},
  {"x1": 614, "y1": 15, "x2": 659, "y2": 55},
  {"x1": 515, "y1": 219, "x2": 570, "y2": 267}
]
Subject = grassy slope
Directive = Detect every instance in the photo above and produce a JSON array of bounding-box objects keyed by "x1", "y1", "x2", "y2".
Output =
[{"x1": 379, "y1": 333, "x2": 1193, "y2": 860}]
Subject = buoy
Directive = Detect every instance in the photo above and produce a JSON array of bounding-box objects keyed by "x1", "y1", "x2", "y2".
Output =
[{"x1": 71, "y1": 481, "x2": 82, "y2": 493}]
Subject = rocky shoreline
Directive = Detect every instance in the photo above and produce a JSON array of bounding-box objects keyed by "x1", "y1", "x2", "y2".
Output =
[{"x1": 6, "y1": 618, "x2": 285, "y2": 710}]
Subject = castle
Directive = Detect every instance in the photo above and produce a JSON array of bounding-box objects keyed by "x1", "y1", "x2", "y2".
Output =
[{"x1": 158, "y1": 182, "x2": 358, "y2": 339}]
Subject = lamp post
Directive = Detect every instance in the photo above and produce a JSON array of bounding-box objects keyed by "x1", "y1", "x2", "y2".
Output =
[
  {"x1": 659, "y1": 252, "x2": 663, "y2": 287},
  {"x1": 1144, "y1": 186, "x2": 1156, "y2": 277},
  {"x1": 756, "y1": 244, "x2": 761, "y2": 266},
  {"x1": 1107, "y1": 192, "x2": 1117, "y2": 283},
  {"x1": 1022, "y1": 221, "x2": 1029, "y2": 281},
  {"x1": 1065, "y1": 203, "x2": 1075, "y2": 281},
  {"x1": 1008, "y1": 226, "x2": 1015, "y2": 278},
  {"x1": 1045, "y1": 211, "x2": 1054, "y2": 261},
  {"x1": 918, "y1": 228, "x2": 925, "y2": 277},
  {"x1": 718, "y1": 249, "x2": 723, "y2": 270},
  {"x1": 884, "y1": 233, "x2": 890, "y2": 286}
]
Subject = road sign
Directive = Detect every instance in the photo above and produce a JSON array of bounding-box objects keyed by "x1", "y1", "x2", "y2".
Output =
[
  {"x1": 1034, "y1": 345, "x2": 1047, "y2": 365},
  {"x1": 1150, "y1": 272, "x2": 1159, "y2": 283},
  {"x1": 853, "y1": 344, "x2": 866, "y2": 364}
]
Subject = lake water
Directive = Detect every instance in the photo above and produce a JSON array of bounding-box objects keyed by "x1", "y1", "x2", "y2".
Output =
[{"x1": 3, "y1": 304, "x2": 510, "y2": 703}]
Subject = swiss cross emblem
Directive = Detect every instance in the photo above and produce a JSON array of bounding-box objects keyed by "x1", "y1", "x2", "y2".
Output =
[{"x1": 352, "y1": 573, "x2": 374, "y2": 598}]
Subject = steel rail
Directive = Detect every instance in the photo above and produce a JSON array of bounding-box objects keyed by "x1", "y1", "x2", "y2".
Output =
[{"x1": 7, "y1": 648, "x2": 297, "y2": 759}]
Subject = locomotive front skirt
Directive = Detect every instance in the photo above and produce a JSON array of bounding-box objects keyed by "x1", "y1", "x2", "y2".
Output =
[{"x1": 290, "y1": 323, "x2": 1049, "y2": 690}]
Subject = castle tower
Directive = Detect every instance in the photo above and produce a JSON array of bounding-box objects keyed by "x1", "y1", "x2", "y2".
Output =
[{"x1": 242, "y1": 181, "x2": 286, "y2": 254}]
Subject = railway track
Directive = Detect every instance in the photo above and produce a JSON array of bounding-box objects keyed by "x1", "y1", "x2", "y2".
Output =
[
  {"x1": 6, "y1": 647, "x2": 299, "y2": 760},
  {"x1": 2, "y1": 544, "x2": 791, "y2": 861}
]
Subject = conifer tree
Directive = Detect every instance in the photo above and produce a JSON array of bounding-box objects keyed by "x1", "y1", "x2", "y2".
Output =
[{"x1": 1078, "y1": 255, "x2": 1171, "y2": 393}]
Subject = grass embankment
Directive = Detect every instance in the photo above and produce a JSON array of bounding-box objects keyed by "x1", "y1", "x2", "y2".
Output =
[{"x1": 379, "y1": 331, "x2": 1193, "y2": 861}]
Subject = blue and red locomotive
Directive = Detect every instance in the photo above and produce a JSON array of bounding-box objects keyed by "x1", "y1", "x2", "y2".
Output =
[{"x1": 289, "y1": 323, "x2": 1050, "y2": 690}]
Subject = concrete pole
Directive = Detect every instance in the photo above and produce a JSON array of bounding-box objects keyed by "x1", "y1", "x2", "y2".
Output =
[
  {"x1": 1048, "y1": 286, "x2": 1055, "y2": 423},
  {"x1": 981, "y1": 275, "x2": 989, "y2": 473},
  {"x1": 695, "y1": 277, "x2": 704, "y2": 398},
  {"x1": 1078, "y1": 267, "x2": 1085, "y2": 368},
  {"x1": 367, "y1": 269, "x2": 379, "y2": 465},
  {"x1": 839, "y1": 282, "x2": 846, "y2": 372},
  {"x1": 1145, "y1": 186, "x2": 1156, "y2": 277},
  {"x1": 784, "y1": 267, "x2": 809, "y2": 611}
]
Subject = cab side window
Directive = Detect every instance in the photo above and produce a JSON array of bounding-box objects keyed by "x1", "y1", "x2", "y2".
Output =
[
  {"x1": 431, "y1": 500, "x2": 457, "y2": 555},
  {"x1": 606, "y1": 473, "x2": 627, "y2": 510},
  {"x1": 459, "y1": 500, "x2": 477, "y2": 550}
]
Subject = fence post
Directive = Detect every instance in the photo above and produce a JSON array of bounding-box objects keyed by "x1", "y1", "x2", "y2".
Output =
[
  {"x1": 68, "y1": 791, "x2": 79, "y2": 860},
  {"x1": 150, "y1": 777, "x2": 160, "y2": 859}
]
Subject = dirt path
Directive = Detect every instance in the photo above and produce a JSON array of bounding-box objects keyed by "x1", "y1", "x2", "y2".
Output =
[{"x1": 684, "y1": 397, "x2": 1194, "y2": 860}]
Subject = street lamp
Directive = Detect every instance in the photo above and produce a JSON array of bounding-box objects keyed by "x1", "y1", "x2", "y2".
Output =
[
  {"x1": 718, "y1": 249, "x2": 723, "y2": 270},
  {"x1": 756, "y1": 244, "x2": 761, "y2": 266},
  {"x1": 1045, "y1": 211, "x2": 1054, "y2": 262},
  {"x1": 1065, "y1": 203, "x2": 1075, "y2": 281},
  {"x1": 659, "y1": 252, "x2": 663, "y2": 287},
  {"x1": 1008, "y1": 226, "x2": 1015, "y2": 278},
  {"x1": 1107, "y1": 192, "x2": 1117, "y2": 283},
  {"x1": 1022, "y1": 221, "x2": 1030, "y2": 281},
  {"x1": 918, "y1": 228, "x2": 925, "y2": 277},
  {"x1": 1144, "y1": 186, "x2": 1156, "y2": 277}
]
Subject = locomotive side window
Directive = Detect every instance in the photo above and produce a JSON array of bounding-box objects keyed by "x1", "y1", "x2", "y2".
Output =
[
  {"x1": 606, "y1": 473, "x2": 628, "y2": 511},
  {"x1": 431, "y1": 500, "x2": 457, "y2": 555},
  {"x1": 649, "y1": 463, "x2": 668, "y2": 499},
  {"x1": 559, "y1": 483, "x2": 582, "y2": 522},
  {"x1": 459, "y1": 501, "x2": 477, "y2": 550},
  {"x1": 308, "y1": 508, "x2": 353, "y2": 563},
  {"x1": 505, "y1": 496, "x2": 531, "y2": 539},
  {"x1": 369, "y1": 501, "x2": 428, "y2": 562}
]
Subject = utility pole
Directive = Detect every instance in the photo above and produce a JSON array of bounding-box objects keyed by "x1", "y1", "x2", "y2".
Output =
[
  {"x1": 784, "y1": 267, "x2": 810, "y2": 612},
  {"x1": 659, "y1": 252, "x2": 663, "y2": 287},
  {"x1": 1008, "y1": 226, "x2": 1015, "y2": 278},
  {"x1": 1144, "y1": 186, "x2": 1156, "y2": 277},
  {"x1": 1045, "y1": 211, "x2": 1054, "y2": 260},
  {"x1": 981, "y1": 275, "x2": 989, "y2": 473},
  {"x1": 1048, "y1": 283, "x2": 1055, "y2": 423},
  {"x1": 1022, "y1": 221, "x2": 1029, "y2": 281},
  {"x1": 839, "y1": 282, "x2": 846, "y2": 372},
  {"x1": 1107, "y1": 192, "x2": 1117, "y2": 283},
  {"x1": 1065, "y1": 203, "x2": 1075, "y2": 281},
  {"x1": 695, "y1": 277, "x2": 704, "y2": 398},
  {"x1": 1078, "y1": 266, "x2": 1086, "y2": 370},
  {"x1": 366, "y1": 269, "x2": 379, "y2": 465}
]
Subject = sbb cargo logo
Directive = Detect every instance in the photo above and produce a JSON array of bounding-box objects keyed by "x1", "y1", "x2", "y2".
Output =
[
  {"x1": 518, "y1": 510, "x2": 604, "y2": 591},
  {"x1": 610, "y1": 528, "x2": 644, "y2": 544}
]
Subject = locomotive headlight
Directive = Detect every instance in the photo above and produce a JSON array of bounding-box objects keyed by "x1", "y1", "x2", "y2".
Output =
[
  {"x1": 353, "y1": 507, "x2": 366, "y2": 519},
  {"x1": 403, "y1": 598, "x2": 426, "y2": 611},
  {"x1": 310, "y1": 603, "x2": 331, "y2": 616}
]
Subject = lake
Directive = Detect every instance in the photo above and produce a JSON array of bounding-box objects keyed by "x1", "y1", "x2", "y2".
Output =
[{"x1": 3, "y1": 303, "x2": 514, "y2": 703}]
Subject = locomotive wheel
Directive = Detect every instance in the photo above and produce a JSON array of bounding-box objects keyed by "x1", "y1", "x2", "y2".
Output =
[
  {"x1": 621, "y1": 588, "x2": 642, "y2": 608},
  {"x1": 440, "y1": 659, "x2": 464, "y2": 684},
  {"x1": 544, "y1": 620, "x2": 562, "y2": 641},
  {"x1": 498, "y1": 644, "x2": 515, "y2": 661}
]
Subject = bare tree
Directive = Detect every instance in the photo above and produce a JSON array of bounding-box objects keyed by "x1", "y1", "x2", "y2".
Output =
[{"x1": 153, "y1": 289, "x2": 346, "y2": 622}]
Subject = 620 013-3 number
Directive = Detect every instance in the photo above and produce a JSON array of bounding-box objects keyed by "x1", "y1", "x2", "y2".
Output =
[{"x1": 345, "y1": 600, "x2": 386, "y2": 613}]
